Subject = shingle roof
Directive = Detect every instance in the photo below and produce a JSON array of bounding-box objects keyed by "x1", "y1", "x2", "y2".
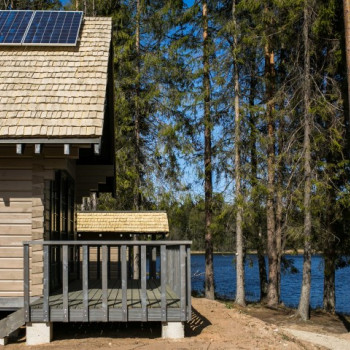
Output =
[
  {"x1": 0, "y1": 17, "x2": 111, "y2": 139},
  {"x1": 77, "y1": 212, "x2": 169, "y2": 233}
]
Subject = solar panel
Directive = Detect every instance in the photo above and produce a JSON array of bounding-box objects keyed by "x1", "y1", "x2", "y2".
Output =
[
  {"x1": 0, "y1": 10, "x2": 33, "y2": 45},
  {"x1": 23, "y1": 11, "x2": 83, "y2": 46}
]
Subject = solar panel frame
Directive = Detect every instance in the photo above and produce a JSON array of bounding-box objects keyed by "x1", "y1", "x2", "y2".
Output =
[
  {"x1": 0, "y1": 10, "x2": 34, "y2": 46},
  {"x1": 22, "y1": 11, "x2": 83, "y2": 47}
]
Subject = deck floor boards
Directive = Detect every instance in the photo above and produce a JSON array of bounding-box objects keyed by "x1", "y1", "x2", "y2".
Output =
[{"x1": 30, "y1": 279, "x2": 180, "y2": 310}]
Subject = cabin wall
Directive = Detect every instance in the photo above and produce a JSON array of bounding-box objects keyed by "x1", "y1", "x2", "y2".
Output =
[{"x1": 0, "y1": 146, "x2": 77, "y2": 309}]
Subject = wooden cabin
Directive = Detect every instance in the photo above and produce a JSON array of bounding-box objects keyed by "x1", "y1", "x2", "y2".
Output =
[{"x1": 0, "y1": 11, "x2": 191, "y2": 345}]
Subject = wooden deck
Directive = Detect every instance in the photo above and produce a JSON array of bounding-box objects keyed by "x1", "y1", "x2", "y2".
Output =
[
  {"x1": 24, "y1": 241, "x2": 192, "y2": 323},
  {"x1": 29, "y1": 279, "x2": 182, "y2": 322}
]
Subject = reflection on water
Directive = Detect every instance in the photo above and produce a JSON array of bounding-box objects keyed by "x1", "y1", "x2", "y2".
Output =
[{"x1": 190, "y1": 254, "x2": 350, "y2": 314}]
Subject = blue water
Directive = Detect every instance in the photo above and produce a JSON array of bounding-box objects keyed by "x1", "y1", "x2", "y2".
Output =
[{"x1": 190, "y1": 254, "x2": 350, "y2": 314}]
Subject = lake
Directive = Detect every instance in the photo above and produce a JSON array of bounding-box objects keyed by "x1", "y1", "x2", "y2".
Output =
[{"x1": 190, "y1": 254, "x2": 350, "y2": 314}]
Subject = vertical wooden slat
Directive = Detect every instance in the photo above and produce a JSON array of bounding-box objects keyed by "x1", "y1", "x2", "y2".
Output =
[
  {"x1": 82, "y1": 245, "x2": 89, "y2": 321},
  {"x1": 76, "y1": 245, "x2": 80, "y2": 280},
  {"x1": 62, "y1": 245, "x2": 69, "y2": 322},
  {"x1": 107, "y1": 246, "x2": 111, "y2": 280},
  {"x1": 167, "y1": 248, "x2": 174, "y2": 291},
  {"x1": 141, "y1": 245, "x2": 147, "y2": 321},
  {"x1": 160, "y1": 245, "x2": 167, "y2": 321},
  {"x1": 174, "y1": 248, "x2": 180, "y2": 296},
  {"x1": 117, "y1": 246, "x2": 121, "y2": 279},
  {"x1": 102, "y1": 245, "x2": 108, "y2": 321},
  {"x1": 97, "y1": 246, "x2": 101, "y2": 280},
  {"x1": 187, "y1": 245, "x2": 192, "y2": 321},
  {"x1": 43, "y1": 245, "x2": 50, "y2": 322},
  {"x1": 150, "y1": 246, "x2": 157, "y2": 279},
  {"x1": 180, "y1": 245, "x2": 186, "y2": 321},
  {"x1": 121, "y1": 245, "x2": 127, "y2": 321},
  {"x1": 23, "y1": 244, "x2": 30, "y2": 322}
]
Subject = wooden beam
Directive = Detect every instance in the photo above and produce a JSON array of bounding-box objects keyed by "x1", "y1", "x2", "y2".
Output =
[
  {"x1": 34, "y1": 144, "x2": 41, "y2": 154},
  {"x1": 16, "y1": 144, "x2": 23, "y2": 155},
  {"x1": 64, "y1": 144, "x2": 70, "y2": 155},
  {"x1": 93, "y1": 143, "x2": 100, "y2": 155}
]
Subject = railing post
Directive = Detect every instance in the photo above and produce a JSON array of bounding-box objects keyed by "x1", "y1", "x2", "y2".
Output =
[
  {"x1": 121, "y1": 245, "x2": 127, "y2": 321},
  {"x1": 97, "y1": 246, "x2": 101, "y2": 280},
  {"x1": 82, "y1": 245, "x2": 89, "y2": 321},
  {"x1": 76, "y1": 245, "x2": 80, "y2": 280},
  {"x1": 43, "y1": 245, "x2": 50, "y2": 322},
  {"x1": 117, "y1": 246, "x2": 121, "y2": 279},
  {"x1": 62, "y1": 245, "x2": 69, "y2": 322},
  {"x1": 187, "y1": 245, "x2": 192, "y2": 321},
  {"x1": 160, "y1": 245, "x2": 167, "y2": 321},
  {"x1": 140, "y1": 245, "x2": 147, "y2": 321},
  {"x1": 102, "y1": 245, "x2": 108, "y2": 321},
  {"x1": 23, "y1": 243, "x2": 30, "y2": 322},
  {"x1": 180, "y1": 245, "x2": 186, "y2": 321},
  {"x1": 149, "y1": 242, "x2": 157, "y2": 280}
]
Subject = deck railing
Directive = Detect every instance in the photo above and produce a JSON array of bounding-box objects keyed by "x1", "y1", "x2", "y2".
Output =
[{"x1": 23, "y1": 241, "x2": 192, "y2": 323}]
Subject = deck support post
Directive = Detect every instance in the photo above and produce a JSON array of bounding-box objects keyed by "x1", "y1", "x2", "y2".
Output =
[
  {"x1": 161, "y1": 322, "x2": 184, "y2": 339},
  {"x1": 0, "y1": 337, "x2": 8, "y2": 346},
  {"x1": 26, "y1": 322, "x2": 53, "y2": 345}
]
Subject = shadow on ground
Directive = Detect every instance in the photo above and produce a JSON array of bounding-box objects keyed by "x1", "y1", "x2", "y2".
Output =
[{"x1": 185, "y1": 306, "x2": 211, "y2": 337}]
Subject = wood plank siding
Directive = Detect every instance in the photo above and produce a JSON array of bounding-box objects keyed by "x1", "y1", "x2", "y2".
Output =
[
  {"x1": 0, "y1": 152, "x2": 76, "y2": 302},
  {"x1": 0, "y1": 166, "x2": 32, "y2": 298}
]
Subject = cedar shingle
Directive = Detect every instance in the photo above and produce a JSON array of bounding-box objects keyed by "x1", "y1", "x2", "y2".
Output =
[
  {"x1": 0, "y1": 17, "x2": 111, "y2": 139},
  {"x1": 77, "y1": 212, "x2": 169, "y2": 233}
]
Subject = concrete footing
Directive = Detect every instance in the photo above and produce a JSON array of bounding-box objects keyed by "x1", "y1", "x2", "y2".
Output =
[
  {"x1": 161, "y1": 322, "x2": 184, "y2": 339},
  {"x1": 0, "y1": 337, "x2": 8, "y2": 346},
  {"x1": 26, "y1": 322, "x2": 52, "y2": 346}
]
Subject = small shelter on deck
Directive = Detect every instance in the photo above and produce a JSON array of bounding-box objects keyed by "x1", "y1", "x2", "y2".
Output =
[{"x1": 76, "y1": 211, "x2": 169, "y2": 240}]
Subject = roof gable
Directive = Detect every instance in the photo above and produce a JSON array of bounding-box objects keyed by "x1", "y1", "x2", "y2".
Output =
[{"x1": 0, "y1": 17, "x2": 112, "y2": 139}]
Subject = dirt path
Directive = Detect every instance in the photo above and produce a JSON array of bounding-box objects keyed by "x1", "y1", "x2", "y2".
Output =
[
  {"x1": 283, "y1": 329, "x2": 350, "y2": 350},
  {"x1": 3, "y1": 298, "x2": 320, "y2": 350}
]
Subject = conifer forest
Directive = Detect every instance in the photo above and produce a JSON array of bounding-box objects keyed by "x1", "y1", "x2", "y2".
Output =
[{"x1": 4, "y1": 0, "x2": 350, "y2": 320}]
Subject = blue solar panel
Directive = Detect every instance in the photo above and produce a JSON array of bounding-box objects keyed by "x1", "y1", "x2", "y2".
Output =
[
  {"x1": 23, "y1": 11, "x2": 83, "y2": 46},
  {"x1": 0, "y1": 11, "x2": 33, "y2": 44}
]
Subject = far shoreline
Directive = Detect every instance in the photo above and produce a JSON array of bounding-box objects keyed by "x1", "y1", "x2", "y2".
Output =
[{"x1": 191, "y1": 249, "x2": 307, "y2": 255}]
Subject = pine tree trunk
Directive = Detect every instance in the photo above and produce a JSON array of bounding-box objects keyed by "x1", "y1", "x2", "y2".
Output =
[
  {"x1": 298, "y1": 0, "x2": 312, "y2": 321},
  {"x1": 343, "y1": 0, "x2": 350, "y2": 130},
  {"x1": 232, "y1": 0, "x2": 245, "y2": 307},
  {"x1": 133, "y1": 0, "x2": 141, "y2": 280},
  {"x1": 203, "y1": 0, "x2": 214, "y2": 300},
  {"x1": 276, "y1": 108, "x2": 285, "y2": 300},
  {"x1": 323, "y1": 242, "x2": 336, "y2": 313},
  {"x1": 265, "y1": 43, "x2": 278, "y2": 307},
  {"x1": 249, "y1": 54, "x2": 268, "y2": 301}
]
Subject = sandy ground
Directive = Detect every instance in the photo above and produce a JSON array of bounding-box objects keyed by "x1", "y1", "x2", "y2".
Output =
[
  {"x1": 2, "y1": 298, "x2": 329, "y2": 350},
  {"x1": 235, "y1": 303, "x2": 350, "y2": 350}
]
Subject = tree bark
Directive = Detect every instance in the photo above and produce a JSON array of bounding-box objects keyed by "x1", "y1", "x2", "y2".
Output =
[
  {"x1": 265, "y1": 43, "x2": 278, "y2": 307},
  {"x1": 249, "y1": 53, "x2": 268, "y2": 301},
  {"x1": 343, "y1": 0, "x2": 350, "y2": 131},
  {"x1": 298, "y1": 0, "x2": 312, "y2": 321},
  {"x1": 323, "y1": 240, "x2": 336, "y2": 313},
  {"x1": 232, "y1": 0, "x2": 245, "y2": 306},
  {"x1": 133, "y1": 0, "x2": 141, "y2": 280},
  {"x1": 203, "y1": 0, "x2": 214, "y2": 300}
]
